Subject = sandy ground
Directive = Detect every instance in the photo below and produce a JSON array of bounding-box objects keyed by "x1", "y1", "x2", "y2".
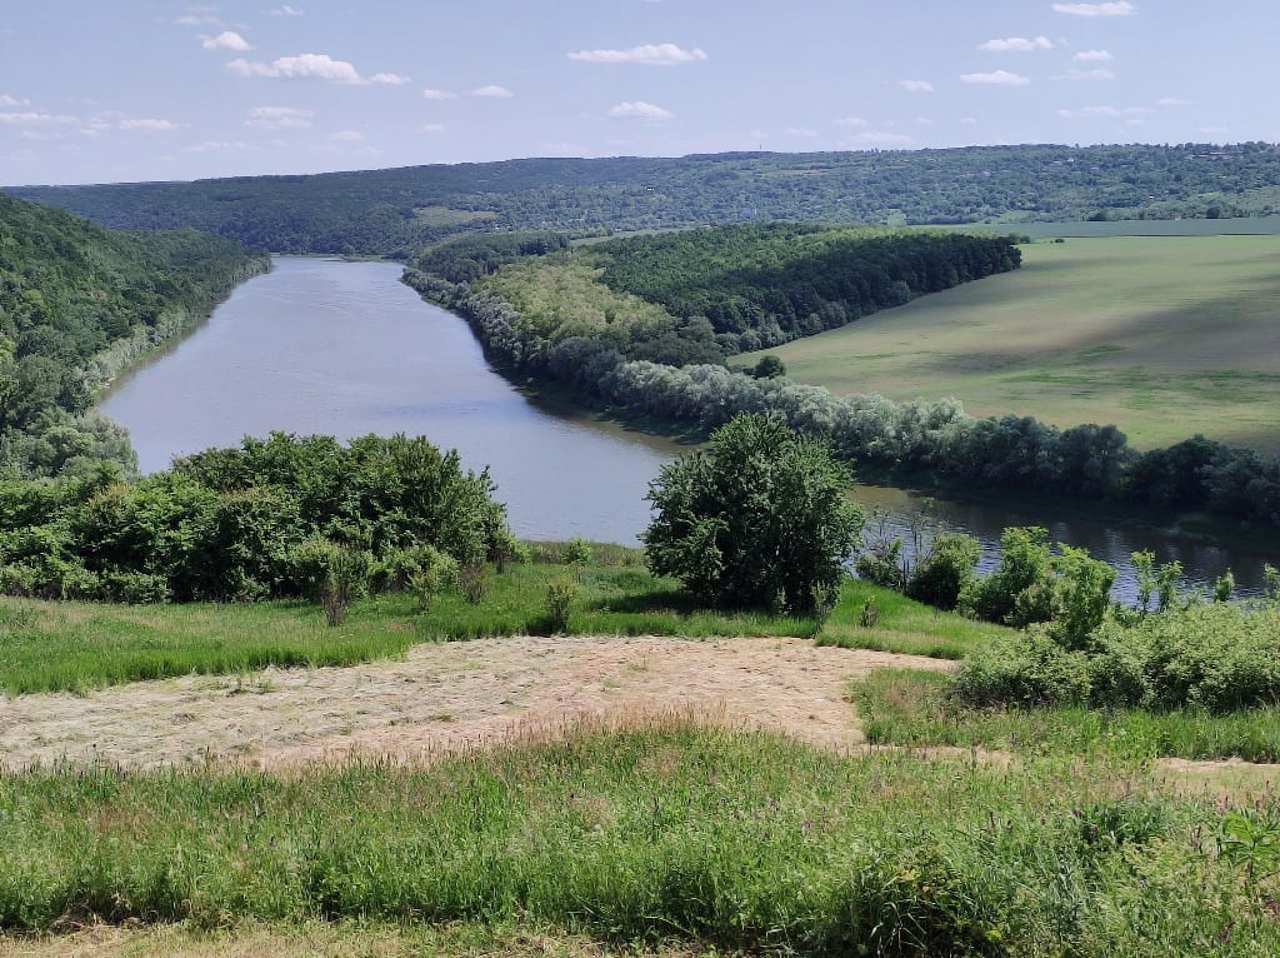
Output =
[{"x1": 0, "y1": 637, "x2": 953, "y2": 771}]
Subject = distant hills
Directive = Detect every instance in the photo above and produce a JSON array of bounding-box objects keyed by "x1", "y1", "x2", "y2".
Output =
[{"x1": 7, "y1": 143, "x2": 1280, "y2": 257}]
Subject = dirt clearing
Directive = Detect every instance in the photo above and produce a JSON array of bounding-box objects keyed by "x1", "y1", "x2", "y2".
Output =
[{"x1": 0, "y1": 637, "x2": 952, "y2": 770}]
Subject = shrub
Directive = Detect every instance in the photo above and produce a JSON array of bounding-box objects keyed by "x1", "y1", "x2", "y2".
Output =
[
  {"x1": 289, "y1": 537, "x2": 343, "y2": 600},
  {"x1": 855, "y1": 538, "x2": 906, "y2": 591},
  {"x1": 100, "y1": 571, "x2": 170, "y2": 604},
  {"x1": 954, "y1": 629, "x2": 1092, "y2": 708},
  {"x1": 459, "y1": 561, "x2": 490, "y2": 605},
  {"x1": 564, "y1": 537, "x2": 592, "y2": 567},
  {"x1": 906, "y1": 533, "x2": 980, "y2": 611},
  {"x1": 319, "y1": 548, "x2": 373, "y2": 627},
  {"x1": 959, "y1": 526, "x2": 1053, "y2": 626},
  {"x1": 407, "y1": 547, "x2": 460, "y2": 613},
  {"x1": 752, "y1": 354, "x2": 786, "y2": 379},
  {"x1": 644, "y1": 414, "x2": 863, "y2": 612},
  {"x1": 546, "y1": 578, "x2": 578, "y2": 633},
  {"x1": 1046, "y1": 544, "x2": 1116, "y2": 649},
  {"x1": 1213, "y1": 570, "x2": 1235, "y2": 603}
]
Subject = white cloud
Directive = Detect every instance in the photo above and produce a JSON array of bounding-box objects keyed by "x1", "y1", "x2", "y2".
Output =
[
  {"x1": 785, "y1": 127, "x2": 818, "y2": 137},
  {"x1": 269, "y1": 4, "x2": 303, "y2": 15},
  {"x1": 898, "y1": 79, "x2": 934, "y2": 93},
  {"x1": 961, "y1": 70, "x2": 1030, "y2": 86},
  {"x1": 960, "y1": 116, "x2": 979, "y2": 125},
  {"x1": 567, "y1": 43, "x2": 707, "y2": 65},
  {"x1": 0, "y1": 112, "x2": 79, "y2": 126},
  {"x1": 420, "y1": 123, "x2": 446, "y2": 133},
  {"x1": 201, "y1": 31, "x2": 251, "y2": 51},
  {"x1": 0, "y1": 94, "x2": 30, "y2": 107},
  {"x1": 1199, "y1": 126, "x2": 1228, "y2": 136},
  {"x1": 851, "y1": 131, "x2": 915, "y2": 147},
  {"x1": 835, "y1": 116, "x2": 868, "y2": 128},
  {"x1": 979, "y1": 36, "x2": 1053, "y2": 52},
  {"x1": 1074, "y1": 49, "x2": 1113, "y2": 61},
  {"x1": 470, "y1": 84, "x2": 514, "y2": 98},
  {"x1": 227, "y1": 53, "x2": 406, "y2": 86},
  {"x1": 119, "y1": 118, "x2": 181, "y2": 132},
  {"x1": 608, "y1": 100, "x2": 673, "y2": 120},
  {"x1": 1057, "y1": 105, "x2": 1152, "y2": 118},
  {"x1": 184, "y1": 139, "x2": 255, "y2": 153},
  {"x1": 329, "y1": 129, "x2": 364, "y2": 142},
  {"x1": 1157, "y1": 96, "x2": 1191, "y2": 107},
  {"x1": 1057, "y1": 67, "x2": 1116, "y2": 80},
  {"x1": 1052, "y1": 2, "x2": 1136, "y2": 16},
  {"x1": 176, "y1": 12, "x2": 221, "y2": 26},
  {"x1": 246, "y1": 105, "x2": 313, "y2": 129},
  {"x1": 422, "y1": 88, "x2": 457, "y2": 100}
]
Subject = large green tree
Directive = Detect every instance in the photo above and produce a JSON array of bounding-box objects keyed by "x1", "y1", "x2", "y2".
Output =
[{"x1": 643, "y1": 414, "x2": 863, "y2": 612}]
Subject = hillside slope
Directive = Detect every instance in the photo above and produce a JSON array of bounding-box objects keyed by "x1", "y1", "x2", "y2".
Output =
[
  {"x1": 9, "y1": 143, "x2": 1280, "y2": 255},
  {"x1": 0, "y1": 194, "x2": 268, "y2": 477}
]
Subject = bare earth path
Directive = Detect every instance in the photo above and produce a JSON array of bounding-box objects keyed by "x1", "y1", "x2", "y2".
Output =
[{"x1": 0, "y1": 637, "x2": 953, "y2": 770}]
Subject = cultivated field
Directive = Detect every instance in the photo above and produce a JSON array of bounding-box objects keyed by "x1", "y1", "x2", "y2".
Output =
[{"x1": 747, "y1": 234, "x2": 1280, "y2": 451}]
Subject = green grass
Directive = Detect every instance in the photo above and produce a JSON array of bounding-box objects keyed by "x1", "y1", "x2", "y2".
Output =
[
  {"x1": 746, "y1": 234, "x2": 1280, "y2": 451},
  {"x1": 2, "y1": 717, "x2": 1279, "y2": 954},
  {"x1": 0, "y1": 552, "x2": 811, "y2": 696},
  {"x1": 816, "y1": 580, "x2": 1013, "y2": 659},
  {"x1": 854, "y1": 668, "x2": 1280, "y2": 764}
]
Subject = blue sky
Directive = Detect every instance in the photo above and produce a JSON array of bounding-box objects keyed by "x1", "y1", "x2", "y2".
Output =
[{"x1": 2, "y1": 0, "x2": 1276, "y2": 185}]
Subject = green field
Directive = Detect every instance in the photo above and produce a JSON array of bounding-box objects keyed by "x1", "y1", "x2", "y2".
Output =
[{"x1": 747, "y1": 234, "x2": 1280, "y2": 451}]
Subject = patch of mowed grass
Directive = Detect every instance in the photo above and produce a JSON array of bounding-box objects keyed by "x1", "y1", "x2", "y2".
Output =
[
  {"x1": 0, "y1": 545, "x2": 811, "y2": 696},
  {"x1": 3, "y1": 718, "x2": 1280, "y2": 954},
  {"x1": 0, "y1": 920, "x2": 709, "y2": 957},
  {"x1": 0, "y1": 598, "x2": 418, "y2": 697},
  {"x1": 855, "y1": 668, "x2": 1280, "y2": 764},
  {"x1": 816, "y1": 579, "x2": 1011, "y2": 659}
]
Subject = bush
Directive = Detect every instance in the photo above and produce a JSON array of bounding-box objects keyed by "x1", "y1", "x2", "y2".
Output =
[
  {"x1": 564, "y1": 538, "x2": 592, "y2": 567},
  {"x1": 752, "y1": 354, "x2": 786, "y2": 379},
  {"x1": 954, "y1": 629, "x2": 1092, "y2": 708},
  {"x1": 100, "y1": 571, "x2": 170, "y2": 604},
  {"x1": 957, "y1": 602, "x2": 1280, "y2": 713},
  {"x1": 407, "y1": 547, "x2": 460, "y2": 613},
  {"x1": 906, "y1": 533, "x2": 980, "y2": 610},
  {"x1": 546, "y1": 578, "x2": 577, "y2": 633},
  {"x1": 289, "y1": 537, "x2": 343, "y2": 601},
  {"x1": 459, "y1": 561, "x2": 490, "y2": 605},
  {"x1": 320, "y1": 548, "x2": 373, "y2": 627},
  {"x1": 959, "y1": 526, "x2": 1053, "y2": 626},
  {"x1": 855, "y1": 538, "x2": 906, "y2": 591},
  {"x1": 644, "y1": 414, "x2": 863, "y2": 612}
]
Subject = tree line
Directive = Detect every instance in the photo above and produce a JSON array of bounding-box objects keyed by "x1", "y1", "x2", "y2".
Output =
[
  {"x1": 406, "y1": 263, "x2": 1280, "y2": 528},
  {"x1": 0, "y1": 194, "x2": 268, "y2": 478},
  {"x1": 11, "y1": 143, "x2": 1280, "y2": 257}
]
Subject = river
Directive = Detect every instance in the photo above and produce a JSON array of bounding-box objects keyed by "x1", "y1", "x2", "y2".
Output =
[{"x1": 100, "y1": 256, "x2": 1275, "y2": 601}]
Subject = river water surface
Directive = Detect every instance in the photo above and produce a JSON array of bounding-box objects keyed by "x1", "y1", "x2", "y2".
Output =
[{"x1": 101, "y1": 257, "x2": 1275, "y2": 601}]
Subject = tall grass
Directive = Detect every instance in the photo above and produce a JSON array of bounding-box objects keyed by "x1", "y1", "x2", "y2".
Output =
[
  {"x1": 0, "y1": 719, "x2": 1276, "y2": 954},
  {"x1": 855, "y1": 668, "x2": 1280, "y2": 763},
  {"x1": 816, "y1": 580, "x2": 1010, "y2": 659}
]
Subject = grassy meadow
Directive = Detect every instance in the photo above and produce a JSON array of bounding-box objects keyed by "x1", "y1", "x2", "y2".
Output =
[
  {"x1": 3, "y1": 716, "x2": 1280, "y2": 954},
  {"x1": 745, "y1": 234, "x2": 1280, "y2": 451}
]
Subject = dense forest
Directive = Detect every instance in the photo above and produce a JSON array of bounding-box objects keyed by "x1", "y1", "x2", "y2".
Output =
[
  {"x1": 407, "y1": 228, "x2": 1280, "y2": 528},
  {"x1": 9, "y1": 143, "x2": 1280, "y2": 256},
  {"x1": 412, "y1": 225, "x2": 1021, "y2": 366},
  {"x1": 0, "y1": 194, "x2": 268, "y2": 478}
]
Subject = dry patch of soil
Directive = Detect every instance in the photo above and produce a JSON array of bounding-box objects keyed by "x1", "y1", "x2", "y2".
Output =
[{"x1": 0, "y1": 637, "x2": 952, "y2": 770}]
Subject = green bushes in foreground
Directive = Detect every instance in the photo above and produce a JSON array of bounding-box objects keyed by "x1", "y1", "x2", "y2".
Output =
[
  {"x1": 856, "y1": 667, "x2": 1280, "y2": 764},
  {"x1": 0, "y1": 432, "x2": 508, "y2": 603},
  {"x1": 1, "y1": 720, "x2": 1278, "y2": 954},
  {"x1": 955, "y1": 601, "x2": 1280, "y2": 713}
]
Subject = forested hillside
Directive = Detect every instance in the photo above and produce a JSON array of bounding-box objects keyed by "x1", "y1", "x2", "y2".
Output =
[
  {"x1": 9, "y1": 143, "x2": 1280, "y2": 256},
  {"x1": 0, "y1": 194, "x2": 268, "y2": 477}
]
